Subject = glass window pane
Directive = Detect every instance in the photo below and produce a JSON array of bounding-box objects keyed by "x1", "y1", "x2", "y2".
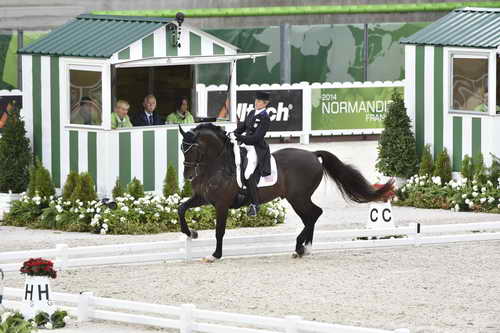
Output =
[
  {"x1": 452, "y1": 57, "x2": 488, "y2": 112},
  {"x1": 69, "y1": 69, "x2": 102, "y2": 125}
]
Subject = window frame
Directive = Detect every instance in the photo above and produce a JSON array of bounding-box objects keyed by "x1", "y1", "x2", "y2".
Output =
[
  {"x1": 60, "y1": 58, "x2": 111, "y2": 130},
  {"x1": 445, "y1": 47, "x2": 497, "y2": 116}
]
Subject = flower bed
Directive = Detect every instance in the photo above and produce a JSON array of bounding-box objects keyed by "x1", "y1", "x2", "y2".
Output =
[
  {"x1": 396, "y1": 174, "x2": 500, "y2": 213},
  {"x1": 2, "y1": 193, "x2": 286, "y2": 235},
  {"x1": 0, "y1": 310, "x2": 70, "y2": 331}
]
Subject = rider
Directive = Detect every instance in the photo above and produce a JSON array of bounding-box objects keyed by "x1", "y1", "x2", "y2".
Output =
[{"x1": 234, "y1": 91, "x2": 272, "y2": 217}]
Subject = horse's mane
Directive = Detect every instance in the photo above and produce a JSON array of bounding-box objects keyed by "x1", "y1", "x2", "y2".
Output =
[{"x1": 193, "y1": 123, "x2": 235, "y2": 176}]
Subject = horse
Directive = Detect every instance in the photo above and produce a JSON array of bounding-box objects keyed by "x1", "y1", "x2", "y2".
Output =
[{"x1": 178, "y1": 123, "x2": 394, "y2": 262}]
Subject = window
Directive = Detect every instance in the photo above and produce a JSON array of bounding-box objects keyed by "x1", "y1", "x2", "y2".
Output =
[
  {"x1": 69, "y1": 69, "x2": 102, "y2": 125},
  {"x1": 451, "y1": 56, "x2": 488, "y2": 113}
]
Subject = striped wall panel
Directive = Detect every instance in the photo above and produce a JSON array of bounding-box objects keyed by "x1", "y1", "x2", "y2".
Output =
[
  {"x1": 64, "y1": 128, "x2": 181, "y2": 196},
  {"x1": 112, "y1": 26, "x2": 233, "y2": 61}
]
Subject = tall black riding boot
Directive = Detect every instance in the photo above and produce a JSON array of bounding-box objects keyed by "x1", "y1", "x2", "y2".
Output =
[{"x1": 246, "y1": 173, "x2": 260, "y2": 217}]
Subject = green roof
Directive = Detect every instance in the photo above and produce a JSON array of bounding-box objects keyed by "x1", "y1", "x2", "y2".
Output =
[
  {"x1": 400, "y1": 7, "x2": 500, "y2": 48},
  {"x1": 18, "y1": 14, "x2": 172, "y2": 58}
]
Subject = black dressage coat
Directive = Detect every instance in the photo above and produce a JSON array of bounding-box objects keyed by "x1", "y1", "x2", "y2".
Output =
[{"x1": 234, "y1": 109, "x2": 271, "y2": 177}]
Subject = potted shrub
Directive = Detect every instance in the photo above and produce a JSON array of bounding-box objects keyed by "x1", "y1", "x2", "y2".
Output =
[
  {"x1": 0, "y1": 108, "x2": 32, "y2": 219},
  {"x1": 376, "y1": 90, "x2": 418, "y2": 188},
  {"x1": 19, "y1": 258, "x2": 57, "y2": 319}
]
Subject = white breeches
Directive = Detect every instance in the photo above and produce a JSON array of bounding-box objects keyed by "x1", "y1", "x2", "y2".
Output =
[{"x1": 243, "y1": 145, "x2": 258, "y2": 180}]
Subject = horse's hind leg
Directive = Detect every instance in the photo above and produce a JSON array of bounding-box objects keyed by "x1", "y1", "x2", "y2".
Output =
[
  {"x1": 287, "y1": 196, "x2": 323, "y2": 258},
  {"x1": 304, "y1": 201, "x2": 322, "y2": 255}
]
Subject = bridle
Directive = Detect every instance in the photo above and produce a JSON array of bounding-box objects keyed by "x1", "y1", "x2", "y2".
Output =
[{"x1": 181, "y1": 134, "x2": 229, "y2": 180}]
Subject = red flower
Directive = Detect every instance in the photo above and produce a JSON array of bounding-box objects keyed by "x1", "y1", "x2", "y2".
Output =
[{"x1": 19, "y1": 257, "x2": 57, "y2": 279}]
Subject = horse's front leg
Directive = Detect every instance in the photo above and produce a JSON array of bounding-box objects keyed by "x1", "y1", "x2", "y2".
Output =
[
  {"x1": 203, "y1": 205, "x2": 229, "y2": 262},
  {"x1": 178, "y1": 194, "x2": 205, "y2": 239}
]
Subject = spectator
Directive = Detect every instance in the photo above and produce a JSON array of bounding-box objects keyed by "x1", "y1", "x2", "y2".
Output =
[
  {"x1": 0, "y1": 99, "x2": 14, "y2": 134},
  {"x1": 166, "y1": 96, "x2": 194, "y2": 124},
  {"x1": 71, "y1": 96, "x2": 101, "y2": 125},
  {"x1": 111, "y1": 100, "x2": 133, "y2": 129},
  {"x1": 216, "y1": 98, "x2": 230, "y2": 122},
  {"x1": 131, "y1": 94, "x2": 164, "y2": 126}
]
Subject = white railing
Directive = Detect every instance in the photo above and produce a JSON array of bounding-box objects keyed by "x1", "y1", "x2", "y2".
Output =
[
  {"x1": 3, "y1": 287, "x2": 409, "y2": 333},
  {"x1": 1, "y1": 222, "x2": 499, "y2": 273}
]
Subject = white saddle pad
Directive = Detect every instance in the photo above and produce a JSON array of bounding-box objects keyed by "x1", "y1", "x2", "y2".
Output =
[{"x1": 231, "y1": 137, "x2": 278, "y2": 188}]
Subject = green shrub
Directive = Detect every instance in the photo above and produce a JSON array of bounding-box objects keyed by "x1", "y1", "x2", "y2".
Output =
[
  {"x1": 473, "y1": 153, "x2": 487, "y2": 184},
  {"x1": 418, "y1": 144, "x2": 434, "y2": 177},
  {"x1": 112, "y1": 178, "x2": 125, "y2": 199},
  {"x1": 433, "y1": 148, "x2": 452, "y2": 184},
  {"x1": 163, "y1": 164, "x2": 179, "y2": 197},
  {"x1": 181, "y1": 179, "x2": 193, "y2": 198},
  {"x1": 376, "y1": 90, "x2": 418, "y2": 178},
  {"x1": 0, "y1": 108, "x2": 32, "y2": 193},
  {"x1": 127, "y1": 177, "x2": 144, "y2": 199},
  {"x1": 461, "y1": 154, "x2": 474, "y2": 181},
  {"x1": 62, "y1": 171, "x2": 79, "y2": 201},
  {"x1": 489, "y1": 153, "x2": 500, "y2": 186},
  {"x1": 71, "y1": 172, "x2": 97, "y2": 202},
  {"x1": 27, "y1": 158, "x2": 55, "y2": 198}
]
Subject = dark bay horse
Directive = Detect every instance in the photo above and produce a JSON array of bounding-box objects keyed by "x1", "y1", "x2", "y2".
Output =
[{"x1": 178, "y1": 123, "x2": 393, "y2": 262}]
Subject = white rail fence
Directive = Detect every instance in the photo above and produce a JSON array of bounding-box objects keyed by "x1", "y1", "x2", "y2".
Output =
[
  {"x1": 1, "y1": 222, "x2": 499, "y2": 273},
  {"x1": 3, "y1": 287, "x2": 409, "y2": 333}
]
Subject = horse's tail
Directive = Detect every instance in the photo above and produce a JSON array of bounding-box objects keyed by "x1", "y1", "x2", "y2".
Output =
[{"x1": 314, "y1": 150, "x2": 394, "y2": 203}]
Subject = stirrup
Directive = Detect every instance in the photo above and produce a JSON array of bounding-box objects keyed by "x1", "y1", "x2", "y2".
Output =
[{"x1": 247, "y1": 204, "x2": 259, "y2": 217}]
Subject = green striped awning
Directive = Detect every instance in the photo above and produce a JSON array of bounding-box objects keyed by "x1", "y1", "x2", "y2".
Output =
[
  {"x1": 18, "y1": 14, "x2": 172, "y2": 58},
  {"x1": 400, "y1": 7, "x2": 500, "y2": 48}
]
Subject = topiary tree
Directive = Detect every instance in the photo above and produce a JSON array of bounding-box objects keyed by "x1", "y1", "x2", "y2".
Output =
[
  {"x1": 461, "y1": 155, "x2": 474, "y2": 181},
  {"x1": 418, "y1": 144, "x2": 434, "y2": 177},
  {"x1": 62, "y1": 171, "x2": 79, "y2": 201},
  {"x1": 376, "y1": 91, "x2": 418, "y2": 178},
  {"x1": 71, "y1": 172, "x2": 97, "y2": 202},
  {"x1": 27, "y1": 158, "x2": 55, "y2": 198},
  {"x1": 473, "y1": 153, "x2": 487, "y2": 185},
  {"x1": 0, "y1": 108, "x2": 32, "y2": 193},
  {"x1": 433, "y1": 148, "x2": 452, "y2": 184},
  {"x1": 181, "y1": 179, "x2": 193, "y2": 198},
  {"x1": 163, "y1": 164, "x2": 179, "y2": 197},
  {"x1": 127, "y1": 177, "x2": 144, "y2": 199},
  {"x1": 112, "y1": 178, "x2": 125, "y2": 199}
]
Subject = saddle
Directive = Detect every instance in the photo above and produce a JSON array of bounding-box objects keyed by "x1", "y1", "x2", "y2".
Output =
[{"x1": 231, "y1": 138, "x2": 278, "y2": 190}]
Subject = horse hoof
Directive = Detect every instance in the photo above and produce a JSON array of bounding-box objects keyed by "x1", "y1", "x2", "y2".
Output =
[
  {"x1": 292, "y1": 252, "x2": 303, "y2": 259},
  {"x1": 202, "y1": 255, "x2": 218, "y2": 263},
  {"x1": 190, "y1": 230, "x2": 198, "y2": 239}
]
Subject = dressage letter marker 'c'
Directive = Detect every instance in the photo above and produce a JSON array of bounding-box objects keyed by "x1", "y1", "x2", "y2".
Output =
[{"x1": 367, "y1": 203, "x2": 394, "y2": 229}]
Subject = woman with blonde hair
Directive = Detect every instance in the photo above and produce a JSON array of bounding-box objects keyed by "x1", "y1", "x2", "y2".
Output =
[{"x1": 111, "y1": 100, "x2": 133, "y2": 129}]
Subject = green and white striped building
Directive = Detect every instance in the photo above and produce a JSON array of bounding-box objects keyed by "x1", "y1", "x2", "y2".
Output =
[
  {"x1": 17, "y1": 14, "x2": 256, "y2": 196},
  {"x1": 401, "y1": 7, "x2": 500, "y2": 171}
]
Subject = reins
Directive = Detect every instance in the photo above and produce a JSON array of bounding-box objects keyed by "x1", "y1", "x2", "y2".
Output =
[{"x1": 181, "y1": 134, "x2": 231, "y2": 179}]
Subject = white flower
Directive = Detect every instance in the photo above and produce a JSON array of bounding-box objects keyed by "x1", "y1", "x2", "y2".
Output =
[
  {"x1": 79, "y1": 201, "x2": 83, "y2": 207},
  {"x1": 455, "y1": 204, "x2": 460, "y2": 211},
  {"x1": 488, "y1": 197, "x2": 495, "y2": 204},
  {"x1": 120, "y1": 217, "x2": 126, "y2": 222},
  {"x1": 419, "y1": 181, "x2": 425, "y2": 186},
  {"x1": 462, "y1": 194, "x2": 468, "y2": 199},
  {"x1": 468, "y1": 202, "x2": 474, "y2": 208},
  {"x1": 63, "y1": 316, "x2": 72, "y2": 324},
  {"x1": 46, "y1": 322, "x2": 53, "y2": 329},
  {"x1": 100, "y1": 228, "x2": 107, "y2": 235},
  {"x1": 481, "y1": 187, "x2": 487, "y2": 193},
  {"x1": 487, "y1": 180, "x2": 493, "y2": 186},
  {"x1": 472, "y1": 192, "x2": 478, "y2": 198},
  {"x1": 480, "y1": 198, "x2": 487, "y2": 203},
  {"x1": 194, "y1": 207, "x2": 200, "y2": 212},
  {"x1": 79, "y1": 214, "x2": 85, "y2": 219},
  {"x1": 121, "y1": 206, "x2": 129, "y2": 212},
  {"x1": 498, "y1": 204, "x2": 500, "y2": 209},
  {"x1": 472, "y1": 179, "x2": 477, "y2": 184},
  {"x1": 102, "y1": 223, "x2": 108, "y2": 230},
  {"x1": 154, "y1": 213, "x2": 160, "y2": 218},
  {"x1": 465, "y1": 199, "x2": 470, "y2": 204}
]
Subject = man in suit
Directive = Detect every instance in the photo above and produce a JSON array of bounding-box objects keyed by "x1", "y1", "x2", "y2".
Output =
[
  {"x1": 234, "y1": 91, "x2": 272, "y2": 217},
  {"x1": 132, "y1": 94, "x2": 164, "y2": 126}
]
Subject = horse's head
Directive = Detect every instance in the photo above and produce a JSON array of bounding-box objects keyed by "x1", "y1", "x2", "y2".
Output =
[{"x1": 179, "y1": 124, "x2": 228, "y2": 181}]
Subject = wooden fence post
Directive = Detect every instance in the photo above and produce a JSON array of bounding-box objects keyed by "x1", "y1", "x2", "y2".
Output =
[
  {"x1": 285, "y1": 315, "x2": 302, "y2": 333},
  {"x1": 180, "y1": 303, "x2": 196, "y2": 333},
  {"x1": 77, "y1": 291, "x2": 94, "y2": 322}
]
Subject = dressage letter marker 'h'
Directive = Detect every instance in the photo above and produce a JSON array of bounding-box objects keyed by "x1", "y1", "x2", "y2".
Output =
[{"x1": 367, "y1": 202, "x2": 395, "y2": 229}]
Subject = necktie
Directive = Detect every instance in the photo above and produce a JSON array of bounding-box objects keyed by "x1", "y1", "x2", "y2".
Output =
[{"x1": 148, "y1": 115, "x2": 152, "y2": 125}]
